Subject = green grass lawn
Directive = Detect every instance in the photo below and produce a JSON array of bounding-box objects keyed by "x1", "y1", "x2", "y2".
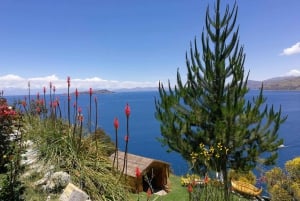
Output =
[
  {"x1": 129, "y1": 174, "x2": 250, "y2": 201},
  {"x1": 129, "y1": 174, "x2": 189, "y2": 201}
]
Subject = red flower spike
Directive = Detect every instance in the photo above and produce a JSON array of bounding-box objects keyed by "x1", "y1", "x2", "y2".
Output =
[
  {"x1": 124, "y1": 135, "x2": 129, "y2": 142},
  {"x1": 78, "y1": 114, "x2": 83, "y2": 122},
  {"x1": 50, "y1": 82, "x2": 52, "y2": 89},
  {"x1": 125, "y1": 103, "x2": 130, "y2": 117},
  {"x1": 21, "y1": 100, "x2": 26, "y2": 107},
  {"x1": 43, "y1": 86, "x2": 46, "y2": 93},
  {"x1": 147, "y1": 188, "x2": 152, "y2": 198},
  {"x1": 67, "y1": 76, "x2": 71, "y2": 87},
  {"x1": 187, "y1": 183, "x2": 193, "y2": 193},
  {"x1": 75, "y1": 88, "x2": 79, "y2": 97},
  {"x1": 53, "y1": 86, "x2": 56, "y2": 92},
  {"x1": 52, "y1": 101, "x2": 57, "y2": 108},
  {"x1": 204, "y1": 174, "x2": 209, "y2": 184},
  {"x1": 89, "y1": 88, "x2": 92, "y2": 96},
  {"x1": 114, "y1": 117, "x2": 119, "y2": 129},
  {"x1": 37, "y1": 92, "x2": 40, "y2": 100},
  {"x1": 78, "y1": 107, "x2": 82, "y2": 113},
  {"x1": 135, "y1": 167, "x2": 141, "y2": 178}
]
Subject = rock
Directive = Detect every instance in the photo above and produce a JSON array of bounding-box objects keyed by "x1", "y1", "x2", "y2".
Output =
[
  {"x1": 35, "y1": 171, "x2": 71, "y2": 193},
  {"x1": 60, "y1": 183, "x2": 90, "y2": 201}
]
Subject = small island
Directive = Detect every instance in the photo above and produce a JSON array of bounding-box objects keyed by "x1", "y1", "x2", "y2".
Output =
[{"x1": 71, "y1": 89, "x2": 114, "y2": 95}]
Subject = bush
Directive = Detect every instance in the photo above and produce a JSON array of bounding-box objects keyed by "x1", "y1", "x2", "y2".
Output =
[
  {"x1": 266, "y1": 157, "x2": 300, "y2": 201},
  {"x1": 0, "y1": 97, "x2": 25, "y2": 200},
  {"x1": 228, "y1": 169, "x2": 256, "y2": 184},
  {"x1": 0, "y1": 97, "x2": 18, "y2": 171}
]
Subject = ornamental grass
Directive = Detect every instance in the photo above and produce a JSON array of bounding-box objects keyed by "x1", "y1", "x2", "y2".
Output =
[{"x1": 23, "y1": 112, "x2": 129, "y2": 200}]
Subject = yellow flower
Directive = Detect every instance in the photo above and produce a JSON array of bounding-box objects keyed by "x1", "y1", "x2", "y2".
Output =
[
  {"x1": 190, "y1": 152, "x2": 199, "y2": 164},
  {"x1": 209, "y1": 146, "x2": 214, "y2": 153}
]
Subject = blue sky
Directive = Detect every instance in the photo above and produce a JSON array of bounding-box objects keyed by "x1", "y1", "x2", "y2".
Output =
[{"x1": 0, "y1": 0, "x2": 300, "y2": 93}]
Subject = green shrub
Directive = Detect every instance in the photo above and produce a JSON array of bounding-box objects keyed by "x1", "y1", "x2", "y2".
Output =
[
  {"x1": 228, "y1": 169, "x2": 256, "y2": 184},
  {"x1": 266, "y1": 157, "x2": 300, "y2": 201}
]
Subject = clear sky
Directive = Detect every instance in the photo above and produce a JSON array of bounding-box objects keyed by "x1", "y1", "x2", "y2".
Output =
[{"x1": 0, "y1": 0, "x2": 300, "y2": 94}]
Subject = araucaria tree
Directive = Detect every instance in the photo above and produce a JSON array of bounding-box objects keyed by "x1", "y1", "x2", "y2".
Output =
[{"x1": 155, "y1": 0, "x2": 286, "y2": 200}]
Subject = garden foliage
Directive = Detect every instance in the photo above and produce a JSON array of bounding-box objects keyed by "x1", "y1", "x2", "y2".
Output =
[{"x1": 266, "y1": 157, "x2": 300, "y2": 201}]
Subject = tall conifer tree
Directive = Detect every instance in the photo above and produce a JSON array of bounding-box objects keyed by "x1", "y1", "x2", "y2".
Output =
[{"x1": 155, "y1": 0, "x2": 286, "y2": 199}]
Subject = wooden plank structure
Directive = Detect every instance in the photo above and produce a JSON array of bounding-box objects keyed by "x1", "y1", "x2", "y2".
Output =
[{"x1": 110, "y1": 151, "x2": 170, "y2": 193}]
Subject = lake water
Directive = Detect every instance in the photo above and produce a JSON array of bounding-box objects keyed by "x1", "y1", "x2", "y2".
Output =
[{"x1": 6, "y1": 90, "x2": 300, "y2": 175}]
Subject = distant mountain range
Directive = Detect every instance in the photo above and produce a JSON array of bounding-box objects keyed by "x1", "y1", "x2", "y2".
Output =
[
  {"x1": 248, "y1": 76, "x2": 300, "y2": 90},
  {"x1": 117, "y1": 76, "x2": 300, "y2": 91},
  {"x1": 2, "y1": 76, "x2": 300, "y2": 96}
]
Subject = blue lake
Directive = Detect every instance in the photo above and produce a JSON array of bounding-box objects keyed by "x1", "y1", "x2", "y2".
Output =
[{"x1": 6, "y1": 90, "x2": 300, "y2": 175}]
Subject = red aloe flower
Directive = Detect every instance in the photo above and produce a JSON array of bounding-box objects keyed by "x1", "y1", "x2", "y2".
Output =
[
  {"x1": 125, "y1": 103, "x2": 130, "y2": 117},
  {"x1": 78, "y1": 114, "x2": 83, "y2": 122},
  {"x1": 36, "y1": 107, "x2": 41, "y2": 114},
  {"x1": 187, "y1": 183, "x2": 193, "y2": 193},
  {"x1": 124, "y1": 135, "x2": 129, "y2": 142},
  {"x1": 147, "y1": 188, "x2": 152, "y2": 199},
  {"x1": 37, "y1": 92, "x2": 40, "y2": 100},
  {"x1": 67, "y1": 76, "x2": 71, "y2": 87},
  {"x1": 52, "y1": 101, "x2": 57, "y2": 108},
  {"x1": 21, "y1": 100, "x2": 26, "y2": 107},
  {"x1": 53, "y1": 85, "x2": 56, "y2": 93},
  {"x1": 114, "y1": 117, "x2": 119, "y2": 129},
  {"x1": 8, "y1": 108, "x2": 17, "y2": 116},
  {"x1": 89, "y1": 88, "x2": 93, "y2": 96},
  {"x1": 204, "y1": 174, "x2": 209, "y2": 184},
  {"x1": 135, "y1": 167, "x2": 141, "y2": 178},
  {"x1": 43, "y1": 86, "x2": 46, "y2": 93},
  {"x1": 50, "y1": 81, "x2": 52, "y2": 89},
  {"x1": 75, "y1": 88, "x2": 79, "y2": 97}
]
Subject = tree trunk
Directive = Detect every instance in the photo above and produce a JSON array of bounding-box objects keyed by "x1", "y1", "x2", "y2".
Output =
[{"x1": 222, "y1": 165, "x2": 230, "y2": 201}]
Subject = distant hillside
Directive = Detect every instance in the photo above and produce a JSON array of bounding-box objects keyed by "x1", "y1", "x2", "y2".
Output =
[
  {"x1": 248, "y1": 76, "x2": 300, "y2": 90},
  {"x1": 114, "y1": 87, "x2": 157, "y2": 92}
]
